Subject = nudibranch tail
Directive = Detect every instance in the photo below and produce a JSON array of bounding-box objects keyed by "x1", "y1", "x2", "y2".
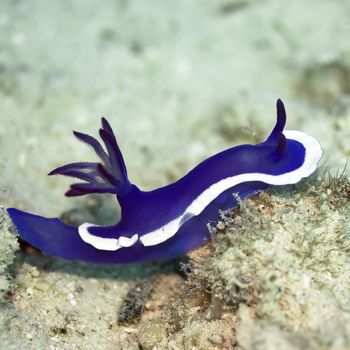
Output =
[
  {"x1": 7, "y1": 208, "x2": 133, "y2": 263},
  {"x1": 49, "y1": 118, "x2": 131, "y2": 197}
]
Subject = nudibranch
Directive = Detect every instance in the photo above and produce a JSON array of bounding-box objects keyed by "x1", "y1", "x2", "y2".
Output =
[{"x1": 7, "y1": 100, "x2": 322, "y2": 264}]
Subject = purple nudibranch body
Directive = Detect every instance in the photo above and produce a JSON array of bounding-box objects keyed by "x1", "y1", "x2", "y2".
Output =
[{"x1": 8, "y1": 100, "x2": 322, "y2": 264}]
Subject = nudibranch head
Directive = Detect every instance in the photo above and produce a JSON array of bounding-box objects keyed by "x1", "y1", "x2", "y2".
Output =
[{"x1": 7, "y1": 99, "x2": 322, "y2": 264}]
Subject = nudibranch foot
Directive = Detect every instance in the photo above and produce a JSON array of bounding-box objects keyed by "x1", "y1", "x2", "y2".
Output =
[
  {"x1": 7, "y1": 99, "x2": 323, "y2": 264},
  {"x1": 7, "y1": 181, "x2": 268, "y2": 263}
]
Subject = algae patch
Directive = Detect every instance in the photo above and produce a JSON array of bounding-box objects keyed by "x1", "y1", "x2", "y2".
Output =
[
  {"x1": 189, "y1": 176, "x2": 350, "y2": 349},
  {"x1": 0, "y1": 206, "x2": 19, "y2": 301}
]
